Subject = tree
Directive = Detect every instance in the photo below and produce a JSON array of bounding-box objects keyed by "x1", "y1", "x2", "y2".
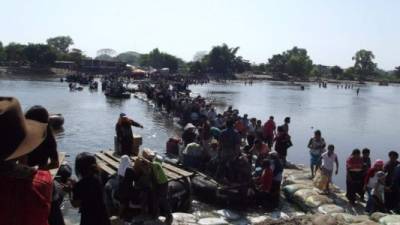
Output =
[
  {"x1": 115, "y1": 51, "x2": 141, "y2": 65},
  {"x1": 206, "y1": 43, "x2": 240, "y2": 76},
  {"x1": 23, "y1": 43, "x2": 57, "y2": 66},
  {"x1": 352, "y1": 49, "x2": 376, "y2": 81},
  {"x1": 5, "y1": 43, "x2": 26, "y2": 61},
  {"x1": 67, "y1": 48, "x2": 86, "y2": 63},
  {"x1": 310, "y1": 66, "x2": 323, "y2": 79},
  {"x1": 188, "y1": 61, "x2": 206, "y2": 75},
  {"x1": 193, "y1": 51, "x2": 207, "y2": 62},
  {"x1": 342, "y1": 67, "x2": 356, "y2": 80},
  {"x1": 251, "y1": 63, "x2": 266, "y2": 74},
  {"x1": 96, "y1": 48, "x2": 117, "y2": 57},
  {"x1": 46, "y1": 36, "x2": 74, "y2": 54},
  {"x1": 95, "y1": 54, "x2": 115, "y2": 61},
  {"x1": 267, "y1": 54, "x2": 287, "y2": 74},
  {"x1": 394, "y1": 66, "x2": 400, "y2": 79},
  {"x1": 266, "y1": 47, "x2": 313, "y2": 79},
  {"x1": 0, "y1": 42, "x2": 6, "y2": 61},
  {"x1": 285, "y1": 47, "x2": 313, "y2": 78},
  {"x1": 330, "y1": 65, "x2": 343, "y2": 79},
  {"x1": 139, "y1": 48, "x2": 180, "y2": 73}
]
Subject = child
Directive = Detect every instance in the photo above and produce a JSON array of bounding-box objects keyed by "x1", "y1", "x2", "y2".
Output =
[
  {"x1": 320, "y1": 145, "x2": 339, "y2": 194},
  {"x1": 71, "y1": 152, "x2": 111, "y2": 225}
]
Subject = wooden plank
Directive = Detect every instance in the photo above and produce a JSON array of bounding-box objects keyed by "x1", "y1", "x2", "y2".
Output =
[
  {"x1": 162, "y1": 162, "x2": 193, "y2": 177},
  {"x1": 104, "y1": 151, "x2": 124, "y2": 162},
  {"x1": 98, "y1": 161, "x2": 116, "y2": 175},
  {"x1": 95, "y1": 152, "x2": 120, "y2": 169},
  {"x1": 101, "y1": 150, "x2": 191, "y2": 181}
]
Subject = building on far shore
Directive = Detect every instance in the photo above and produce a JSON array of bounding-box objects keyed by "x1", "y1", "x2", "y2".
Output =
[{"x1": 54, "y1": 60, "x2": 127, "y2": 73}]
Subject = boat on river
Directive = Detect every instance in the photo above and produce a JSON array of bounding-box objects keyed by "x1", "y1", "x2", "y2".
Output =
[{"x1": 104, "y1": 80, "x2": 131, "y2": 98}]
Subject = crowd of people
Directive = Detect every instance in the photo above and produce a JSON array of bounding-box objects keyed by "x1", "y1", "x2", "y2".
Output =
[
  {"x1": 142, "y1": 82, "x2": 400, "y2": 214},
  {"x1": 2, "y1": 84, "x2": 400, "y2": 225}
]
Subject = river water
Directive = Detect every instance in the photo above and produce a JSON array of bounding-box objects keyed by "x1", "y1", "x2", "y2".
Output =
[{"x1": 1, "y1": 78, "x2": 400, "y2": 189}]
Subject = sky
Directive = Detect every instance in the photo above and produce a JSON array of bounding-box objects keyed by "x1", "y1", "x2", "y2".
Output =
[{"x1": 1, "y1": 0, "x2": 399, "y2": 70}]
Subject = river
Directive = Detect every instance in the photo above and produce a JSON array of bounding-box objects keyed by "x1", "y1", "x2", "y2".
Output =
[{"x1": 1, "y1": 77, "x2": 400, "y2": 189}]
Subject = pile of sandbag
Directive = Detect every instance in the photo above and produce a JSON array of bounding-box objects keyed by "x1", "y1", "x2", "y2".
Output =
[{"x1": 282, "y1": 168, "x2": 345, "y2": 214}]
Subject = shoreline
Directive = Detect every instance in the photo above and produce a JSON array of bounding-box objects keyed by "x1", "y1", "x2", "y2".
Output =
[{"x1": 1, "y1": 67, "x2": 399, "y2": 85}]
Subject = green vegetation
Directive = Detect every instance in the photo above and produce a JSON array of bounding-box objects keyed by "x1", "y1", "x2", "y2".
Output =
[
  {"x1": 265, "y1": 47, "x2": 313, "y2": 80},
  {"x1": 186, "y1": 43, "x2": 250, "y2": 77},
  {"x1": 0, "y1": 36, "x2": 87, "y2": 67},
  {"x1": 352, "y1": 49, "x2": 376, "y2": 81},
  {"x1": 139, "y1": 48, "x2": 182, "y2": 73},
  {"x1": 0, "y1": 42, "x2": 6, "y2": 61},
  {"x1": 1, "y1": 36, "x2": 399, "y2": 82}
]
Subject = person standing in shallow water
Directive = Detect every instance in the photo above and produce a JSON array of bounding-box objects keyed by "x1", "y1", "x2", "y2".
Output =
[
  {"x1": 308, "y1": 130, "x2": 326, "y2": 178},
  {"x1": 115, "y1": 113, "x2": 144, "y2": 156},
  {"x1": 71, "y1": 152, "x2": 111, "y2": 225}
]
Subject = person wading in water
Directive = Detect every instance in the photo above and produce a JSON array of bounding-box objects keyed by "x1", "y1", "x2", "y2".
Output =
[{"x1": 115, "y1": 113, "x2": 143, "y2": 156}]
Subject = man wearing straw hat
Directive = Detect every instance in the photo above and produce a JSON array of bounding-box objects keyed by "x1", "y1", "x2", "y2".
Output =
[{"x1": 0, "y1": 97, "x2": 53, "y2": 225}]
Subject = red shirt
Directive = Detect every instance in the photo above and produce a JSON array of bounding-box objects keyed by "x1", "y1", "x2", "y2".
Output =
[
  {"x1": 263, "y1": 120, "x2": 276, "y2": 138},
  {"x1": 260, "y1": 168, "x2": 273, "y2": 192},
  {"x1": 0, "y1": 169, "x2": 52, "y2": 225},
  {"x1": 346, "y1": 156, "x2": 363, "y2": 171}
]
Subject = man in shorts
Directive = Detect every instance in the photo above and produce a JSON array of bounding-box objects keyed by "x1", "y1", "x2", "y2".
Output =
[{"x1": 320, "y1": 144, "x2": 339, "y2": 193}]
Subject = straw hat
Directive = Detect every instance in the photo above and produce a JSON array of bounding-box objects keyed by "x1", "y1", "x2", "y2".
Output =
[{"x1": 0, "y1": 97, "x2": 48, "y2": 161}]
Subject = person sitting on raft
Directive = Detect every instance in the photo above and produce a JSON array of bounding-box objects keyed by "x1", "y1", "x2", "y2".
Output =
[{"x1": 115, "y1": 113, "x2": 143, "y2": 156}]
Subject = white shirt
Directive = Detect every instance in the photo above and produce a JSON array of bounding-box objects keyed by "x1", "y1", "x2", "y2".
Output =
[
  {"x1": 321, "y1": 152, "x2": 337, "y2": 171},
  {"x1": 367, "y1": 173, "x2": 379, "y2": 189}
]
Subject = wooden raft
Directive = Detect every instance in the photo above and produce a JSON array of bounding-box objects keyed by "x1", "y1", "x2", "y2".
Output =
[{"x1": 95, "y1": 150, "x2": 193, "y2": 182}]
